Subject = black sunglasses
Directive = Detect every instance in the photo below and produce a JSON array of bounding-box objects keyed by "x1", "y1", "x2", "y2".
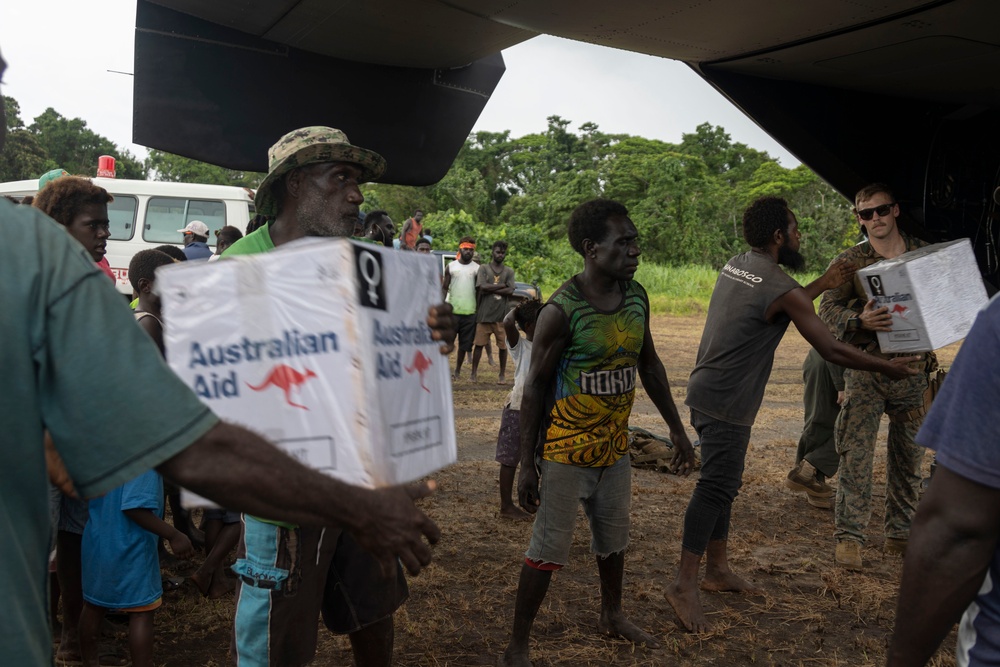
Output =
[{"x1": 856, "y1": 203, "x2": 895, "y2": 221}]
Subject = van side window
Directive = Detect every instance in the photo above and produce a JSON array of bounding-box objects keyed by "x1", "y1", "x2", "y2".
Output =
[
  {"x1": 144, "y1": 197, "x2": 226, "y2": 244},
  {"x1": 109, "y1": 196, "x2": 138, "y2": 241}
]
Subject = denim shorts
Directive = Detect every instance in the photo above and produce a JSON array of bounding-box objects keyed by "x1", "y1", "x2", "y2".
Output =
[{"x1": 526, "y1": 456, "x2": 631, "y2": 565}]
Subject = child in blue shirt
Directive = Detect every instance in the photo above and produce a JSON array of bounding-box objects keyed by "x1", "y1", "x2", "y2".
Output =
[
  {"x1": 78, "y1": 250, "x2": 193, "y2": 667},
  {"x1": 78, "y1": 471, "x2": 193, "y2": 667}
]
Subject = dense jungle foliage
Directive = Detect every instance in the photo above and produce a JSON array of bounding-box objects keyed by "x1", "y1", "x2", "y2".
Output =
[{"x1": 2, "y1": 97, "x2": 861, "y2": 289}]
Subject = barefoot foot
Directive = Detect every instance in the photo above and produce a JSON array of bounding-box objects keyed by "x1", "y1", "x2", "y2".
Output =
[
  {"x1": 500, "y1": 506, "x2": 533, "y2": 521},
  {"x1": 665, "y1": 582, "x2": 712, "y2": 633},
  {"x1": 700, "y1": 570, "x2": 762, "y2": 594},
  {"x1": 189, "y1": 570, "x2": 211, "y2": 597},
  {"x1": 191, "y1": 569, "x2": 238, "y2": 598},
  {"x1": 598, "y1": 612, "x2": 661, "y2": 648},
  {"x1": 208, "y1": 573, "x2": 237, "y2": 598},
  {"x1": 497, "y1": 650, "x2": 532, "y2": 667}
]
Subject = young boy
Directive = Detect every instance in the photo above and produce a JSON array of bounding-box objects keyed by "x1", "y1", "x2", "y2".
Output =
[
  {"x1": 78, "y1": 471, "x2": 193, "y2": 667},
  {"x1": 129, "y1": 250, "x2": 175, "y2": 354},
  {"x1": 496, "y1": 299, "x2": 543, "y2": 520},
  {"x1": 78, "y1": 250, "x2": 192, "y2": 667},
  {"x1": 128, "y1": 249, "x2": 240, "y2": 598}
]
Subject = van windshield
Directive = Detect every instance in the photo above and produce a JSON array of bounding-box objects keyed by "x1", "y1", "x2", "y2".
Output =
[{"x1": 144, "y1": 197, "x2": 226, "y2": 244}]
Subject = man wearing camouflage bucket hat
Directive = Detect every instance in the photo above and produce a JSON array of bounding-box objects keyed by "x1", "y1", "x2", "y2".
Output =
[{"x1": 225, "y1": 127, "x2": 455, "y2": 667}]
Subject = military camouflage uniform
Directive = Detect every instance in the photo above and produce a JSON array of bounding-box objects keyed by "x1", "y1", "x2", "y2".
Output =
[{"x1": 818, "y1": 232, "x2": 932, "y2": 545}]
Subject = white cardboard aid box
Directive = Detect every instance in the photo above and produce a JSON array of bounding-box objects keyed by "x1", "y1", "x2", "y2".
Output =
[
  {"x1": 857, "y1": 238, "x2": 988, "y2": 353},
  {"x1": 158, "y1": 238, "x2": 457, "y2": 506}
]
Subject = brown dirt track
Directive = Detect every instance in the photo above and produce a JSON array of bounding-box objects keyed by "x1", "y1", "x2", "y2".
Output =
[{"x1": 151, "y1": 315, "x2": 961, "y2": 666}]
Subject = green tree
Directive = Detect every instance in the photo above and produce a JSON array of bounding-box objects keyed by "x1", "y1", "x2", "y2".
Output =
[
  {"x1": 145, "y1": 149, "x2": 264, "y2": 187},
  {"x1": 360, "y1": 183, "x2": 435, "y2": 229},
  {"x1": 29, "y1": 108, "x2": 147, "y2": 179},
  {"x1": 0, "y1": 96, "x2": 47, "y2": 181},
  {"x1": 679, "y1": 122, "x2": 770, "y2": 183},
  {"x1": 452, "y1": 130, "x2": 515, "y2": 221}
]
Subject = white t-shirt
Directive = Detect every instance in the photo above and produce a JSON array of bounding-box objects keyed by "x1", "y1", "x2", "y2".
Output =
[
  {"x1": 446, "y1": 260, "x2": 479, "y2": 315},
  {"x1": 506, "y1": 335, "x2": 533, "y2": 409}
]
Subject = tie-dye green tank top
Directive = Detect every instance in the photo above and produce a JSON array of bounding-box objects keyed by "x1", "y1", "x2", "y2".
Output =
[{"x1": 542, "y1": 278, "x2": 648, "y2": 467}]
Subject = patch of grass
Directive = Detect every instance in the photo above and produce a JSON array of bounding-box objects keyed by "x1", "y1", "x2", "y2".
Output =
[
  {"x1": 541, "y1": 262, "x2": 824, "y2": 315},
  {"x1": 638, "y1": 263, "x2": 825, "y2": 315}
]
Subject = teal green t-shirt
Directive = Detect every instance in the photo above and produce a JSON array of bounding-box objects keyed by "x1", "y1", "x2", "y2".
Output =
[{"x1": 1, "y1": 200, "x2": 220, "y2": 665}]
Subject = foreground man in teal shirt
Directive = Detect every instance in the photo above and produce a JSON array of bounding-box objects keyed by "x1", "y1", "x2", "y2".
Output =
[{"x1": 0, "y1": 50, "x2": 451, "y2": 666}]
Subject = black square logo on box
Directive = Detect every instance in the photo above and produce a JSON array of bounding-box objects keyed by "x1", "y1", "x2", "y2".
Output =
[
  {"x1": 866, "y1": 275, "x2": 886, "y2": 297},
  {"x1": 354, "y1": 245, "x2": 387, "y2": 310}
]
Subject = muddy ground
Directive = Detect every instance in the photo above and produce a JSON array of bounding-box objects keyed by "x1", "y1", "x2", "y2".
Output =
[{"x1": 143, "y1": 315, "x2": 961, "y2": 666}]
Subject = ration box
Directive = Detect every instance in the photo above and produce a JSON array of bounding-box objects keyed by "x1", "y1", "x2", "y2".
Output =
[
  {"x1": 856, "y1": 238, "x2": 988, "y2": 353},
  {"x1": 158, "y1": 237, "x2": 457, "y2": 505}
]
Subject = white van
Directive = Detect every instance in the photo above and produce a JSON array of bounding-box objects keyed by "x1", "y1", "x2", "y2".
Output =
[{"x1": 0, "y1": 178, "x2": 255, "y2": 295}]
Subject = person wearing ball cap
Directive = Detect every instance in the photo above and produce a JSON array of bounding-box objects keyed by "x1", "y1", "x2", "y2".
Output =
[{"x1": 177, "y1": 220, "x2": 213, "y2": 261}]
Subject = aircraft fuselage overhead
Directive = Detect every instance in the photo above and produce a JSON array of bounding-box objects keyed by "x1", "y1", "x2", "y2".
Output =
[{"x1": 136, "y1": 0, "x2": 1000, "y2": 287}]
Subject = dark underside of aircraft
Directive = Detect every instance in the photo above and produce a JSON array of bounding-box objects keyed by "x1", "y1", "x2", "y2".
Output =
[{"x1": 135, "y1": 0, "x2": 1000, "y2": 288}]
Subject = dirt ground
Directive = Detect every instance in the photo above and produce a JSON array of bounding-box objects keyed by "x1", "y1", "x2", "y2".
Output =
[{"x1": 142, "y1": 315, "x2": 961, "y2": 666}]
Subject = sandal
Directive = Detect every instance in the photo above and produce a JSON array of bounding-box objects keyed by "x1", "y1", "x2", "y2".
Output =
[{"x1": 162, "y1": 576, "x2": 184, "y2": 592}]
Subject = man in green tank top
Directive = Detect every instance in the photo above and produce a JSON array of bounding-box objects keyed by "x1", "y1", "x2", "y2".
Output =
[{"x1": 498, "y1": 199, "x2": 696, "y2": 666}]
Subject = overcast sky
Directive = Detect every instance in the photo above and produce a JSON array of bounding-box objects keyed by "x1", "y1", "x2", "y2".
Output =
[{"x1": 0, "y1": 1, "x2": 799, "y2": 170}]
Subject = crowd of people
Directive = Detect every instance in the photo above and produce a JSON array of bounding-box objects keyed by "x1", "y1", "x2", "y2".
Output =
[{"x1": 3, "y1": 42, "x2": 999, "y2": 667}]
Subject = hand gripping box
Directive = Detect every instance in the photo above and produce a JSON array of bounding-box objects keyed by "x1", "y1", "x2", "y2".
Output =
[
  {"x1": 158, "y1": 238, "x2": 457, "y2": 504},
  {"x1": 857, "y1": 238, "x2": 988, "y2": 353}
]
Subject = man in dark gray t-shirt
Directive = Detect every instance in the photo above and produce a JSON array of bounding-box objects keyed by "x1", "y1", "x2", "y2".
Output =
[{"x1": 664, "y1": 196, "x2": 920, "y2": 635}]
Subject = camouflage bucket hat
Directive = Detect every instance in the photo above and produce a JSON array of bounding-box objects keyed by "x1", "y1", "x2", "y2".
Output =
[{"x1": 254, "y1": 126, "x2": 386, "y2": 217}]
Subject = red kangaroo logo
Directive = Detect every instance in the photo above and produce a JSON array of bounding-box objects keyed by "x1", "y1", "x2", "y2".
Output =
[
  {"x1": 890, "y1": 304, "x2": 909, "y2": 317},
  {"x1": 405, "y1": 351, "x2": 433, "y2": 393},
  {"x1": 246, "y1": 365, "x2": 317, "y2": 410}
]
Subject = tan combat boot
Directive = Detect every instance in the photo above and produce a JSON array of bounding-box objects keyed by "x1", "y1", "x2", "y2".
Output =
[
  {"x1": 835, "y1": 540, "x2": 863, "y2": 570},
  {"x1": 785, "y1": 460, "x2": 834, "y2": 509}
]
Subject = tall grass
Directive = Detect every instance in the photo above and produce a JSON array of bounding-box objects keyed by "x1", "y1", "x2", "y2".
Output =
[{"x1": 539, "y1": 261, "x2": 824, "y2": 316}]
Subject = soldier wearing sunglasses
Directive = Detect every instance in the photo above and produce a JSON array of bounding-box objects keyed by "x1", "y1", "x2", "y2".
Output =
[{"x1": 818, "y1": 183, "x2": 933, "y2": 571}]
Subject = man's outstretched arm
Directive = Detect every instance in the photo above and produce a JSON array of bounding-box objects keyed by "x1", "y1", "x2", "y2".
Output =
[
  {"x1": 770, "y1": 288, "x2": 919, "y2": 380},
  {"x1": 887, "y1": 465, "x2": 1000, "y2": 666},
  {"x1": 156, "y1": 422, "x2": 440, "y2": 577}
]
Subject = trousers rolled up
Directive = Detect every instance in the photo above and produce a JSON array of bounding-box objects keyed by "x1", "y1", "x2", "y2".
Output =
[
  {"x1": 795, "y1": 348, "x2": 843, "y2": 479},
  {"x1": 833, "y1": 367, "x2": 927, "y2": 544}
]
